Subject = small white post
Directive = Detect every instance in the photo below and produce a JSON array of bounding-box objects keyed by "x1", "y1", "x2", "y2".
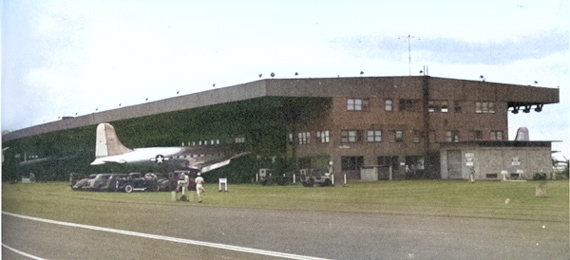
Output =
[
  {"x1": 293, "y1": 174, "x2": 296, "y2": 184},
  {"x1": 219, "y1": 178, "x2": 228, "y2": 192},
  {"x1": 344, "y1": 174, "x2": 347, "y2": 185},
  {"x1": 331, "y1": 173, "x2": 335, "y2": 185}
]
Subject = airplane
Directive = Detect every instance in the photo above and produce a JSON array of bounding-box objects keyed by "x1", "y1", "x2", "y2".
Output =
[{"x1": 90, "y1": 122, "x2": 250, "y2": 173}]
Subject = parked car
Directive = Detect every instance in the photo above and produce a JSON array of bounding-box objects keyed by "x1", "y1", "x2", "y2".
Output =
[
  {"x1": 299, "y1": 169, "x2": 332, "y2": 187},
  {"x1": 72, "y1": 173, "x2": 117, "y2": 191},
  {"x1": 71, "y1": 173, "x2": 158, "y2": 192},
  {"x1": 113, "y1": 173, "x2": 158, "y2": 193}
]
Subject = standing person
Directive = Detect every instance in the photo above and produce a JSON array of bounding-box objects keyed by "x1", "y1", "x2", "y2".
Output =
[
  {"x1": 195, "y1": 172, "x2": 205, "y2": 203},
  {"x1": 176, "y1": 173, "x2": 189, "y2": 195}
]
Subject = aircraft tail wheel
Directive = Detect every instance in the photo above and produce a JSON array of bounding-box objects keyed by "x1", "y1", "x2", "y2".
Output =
[{"x1": 124, "y1": 184, "x2": 134, "y2": 193}]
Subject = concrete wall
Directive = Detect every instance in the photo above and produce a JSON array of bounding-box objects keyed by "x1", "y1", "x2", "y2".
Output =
[{"x1": 440, "y1": 142, "x2": 552, "y2": 180}]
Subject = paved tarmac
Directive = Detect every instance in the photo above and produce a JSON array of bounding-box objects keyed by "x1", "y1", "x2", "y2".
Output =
[{"x1": 3, "y1": 205, "x2": 569, "y2": 260}]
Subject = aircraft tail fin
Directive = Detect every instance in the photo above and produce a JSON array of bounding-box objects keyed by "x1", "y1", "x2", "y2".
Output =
[
  {"x1": 95, "y1": 123, "x2": 132, "y2": 158},
  {"x1": 515, "y1": 127, "x2": 529, "y2": 141}
]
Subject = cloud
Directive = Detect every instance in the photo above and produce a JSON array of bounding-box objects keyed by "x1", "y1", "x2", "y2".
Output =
[{"x1": 333, "y1": 28, "x2": 569, "y2": 65}]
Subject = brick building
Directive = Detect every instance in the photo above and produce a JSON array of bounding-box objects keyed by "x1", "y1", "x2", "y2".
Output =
[
  {"x1": 3, "y1": 76, "x2": 559, "y2": 181},
  {"x1": 279, "y1": 76, "x2": 558, "y2": 180}
]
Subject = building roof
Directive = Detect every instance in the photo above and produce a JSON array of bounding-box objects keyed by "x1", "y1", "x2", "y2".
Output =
[
  {"x1": 439, "y1": 141, "x2": 554, "y2": 148},
  {"x1": 3, "y1": 76, "x2": 559, "y2": 142}
]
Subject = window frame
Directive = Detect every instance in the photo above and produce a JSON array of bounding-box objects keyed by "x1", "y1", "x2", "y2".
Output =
[
  {"x1": 347, "y1": 98, "x2": 369, "y2": 111},
  {"x1": 341, "y1": 130, "x2": 362, "y2": 143},
  {"x1": 445, "y1": 130, "x2": 459, "y2": 142},
  {"x1": 385, "y1": 99, "x2": 393, "y2": 111},
  {"x1": 490, "y1": 130, "x2": 504, "y2": 140},
  {"x1": 316, "y1": 130, "x2": 330, "y2": 144},
  {"x1": 394, "y1": 130, "x2": 403, "y2": 142},
  {"x1": 366, "y1": 130, "x2": 382, "y2": 142},
  {"x1": 298, "y1": 132, "x2": 311, "y2": 145},
  {"x1": 476, "y1": 102, "x2": 496, "y2": 114}
]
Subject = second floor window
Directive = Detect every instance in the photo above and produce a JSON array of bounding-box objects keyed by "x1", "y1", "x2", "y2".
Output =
[
  {"x1": 394, "y1": 130, "x2": 403, "y2": 142},
  {"x1": 347, "y1": 98, "x2": 368, "y2": 111},
  {"x1": 445, "y1": 131, "x2": 459, "y2": 142},
  {"x1": 385, "y1": 99, "x2": 393, "y2": 111},
  {"x1": 413, "y1": 130, "x2": 422, "y2": 143},
  {"x1": 316, "y1": 130, "x2": 330, "y2": 143},
  {"x1": 341, "y1": 130, "x2": 362, "y2": 143},
  {"x1": 476, "y1": 102, "x2": 496, "y2": 114},
  {"x1": 298, "y1": 132, "x2": 310, "y2": 144},
  {"x1": 490, "y1": 130, "x2": 504, "y2": 140},
  {"x1": 367, "y1": 130, "x2": 382, "y2": 142}
]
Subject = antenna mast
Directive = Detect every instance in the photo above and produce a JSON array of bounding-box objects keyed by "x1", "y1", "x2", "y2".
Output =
[{"x1": 399, "y1": 35, "x2": 420, "y2": 76}]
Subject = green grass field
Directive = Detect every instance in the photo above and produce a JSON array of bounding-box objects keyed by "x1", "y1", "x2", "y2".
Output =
[{"x1": 3, "y1": 180, "x2": 568, "y2": 228}]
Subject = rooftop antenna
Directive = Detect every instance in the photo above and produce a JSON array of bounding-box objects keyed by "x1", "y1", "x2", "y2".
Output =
[
  {"x1": 420, "y1": 65, "x2": 429, "y2": 76},
  {"x1": 398, "y1": 34, "x2": 420, "y2": 76}
]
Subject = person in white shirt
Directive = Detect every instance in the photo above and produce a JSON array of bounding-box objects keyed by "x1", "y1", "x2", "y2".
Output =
[{"x1": 195, "y1": 172, "x2": 205, "y2": 202}]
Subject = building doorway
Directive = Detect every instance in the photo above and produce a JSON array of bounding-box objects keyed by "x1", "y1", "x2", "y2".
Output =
[{"x1": 447, "y1": 150, "x2": 462, "y2": 178}]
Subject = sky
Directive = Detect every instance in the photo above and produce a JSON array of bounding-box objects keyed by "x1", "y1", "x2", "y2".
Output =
[{"x1": 2, "y1": 0, "x2": 569, "y2": 160}]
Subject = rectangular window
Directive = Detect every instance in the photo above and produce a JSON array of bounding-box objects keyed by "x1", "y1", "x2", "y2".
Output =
[
  {"x1": 399, "y1": 99, "x2": 421, "y2": 112},
  {"x1": 468, "y1": 130, "x2": 482, "y2": 141},
  {"x1": 441, "y1": 101, "x2": 449, "y2": 113},
  {"x1": 366, "y1": 130, "x2": 382, "y2": 142},
  {"x1": 476, "y1": 102, "x2": 496, "y2": 114},
  {"x1": 385, "y1": 99, "x2": 393, "y2": 111},
  {"x1": 347, "y1": 98, "x2": 368, "y2": 111},
  {"x1": 490, "y1": 130, "x2": 504, "y2": 140},
  {"x1": 413, "y1": 130, "x2": 422, "y2": 143},
  {"x1": 445, "y1": 131, "x2": 459, "y2": 142},
  {"x1": 428, "y1": 100, "x2": 450, "y2": 113},
  {"x1": 316, "y1": 130, "x2": 330, "y2": 143},
  {"x1": 394, "y1": 130, "x2": 403, "y2": 142},
  {"x1": 298, "y1": 132, "x2": 310, "y2": 144},
  {"x1": 341, "y1": 156, "x2": 364, "y2": 171},
  {"x1": 341, "y1": 130, "x2": 362, "y2": 143}
]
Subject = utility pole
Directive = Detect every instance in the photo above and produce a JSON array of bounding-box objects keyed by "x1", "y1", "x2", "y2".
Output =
[{"x1": 398, "y1": 35, "x2": 420, "y2": 76}]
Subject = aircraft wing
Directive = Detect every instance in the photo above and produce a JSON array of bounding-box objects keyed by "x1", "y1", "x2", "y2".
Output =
[{"x1": 199, "y1": 152, "x2": 251, "y2": 173}]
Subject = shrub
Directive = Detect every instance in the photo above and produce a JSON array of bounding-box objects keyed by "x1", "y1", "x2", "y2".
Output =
[{"x1": 533, "y1": 172, "x2": 548, "y2": 180}]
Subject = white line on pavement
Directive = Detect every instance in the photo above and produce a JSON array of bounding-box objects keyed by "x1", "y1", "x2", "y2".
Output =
[
  {"x1": 2, "y1": 243, "x2": 47, "y2": 260},
  {"x1": 3, "y1": 212, "x2": 330, "y2": 260}
]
